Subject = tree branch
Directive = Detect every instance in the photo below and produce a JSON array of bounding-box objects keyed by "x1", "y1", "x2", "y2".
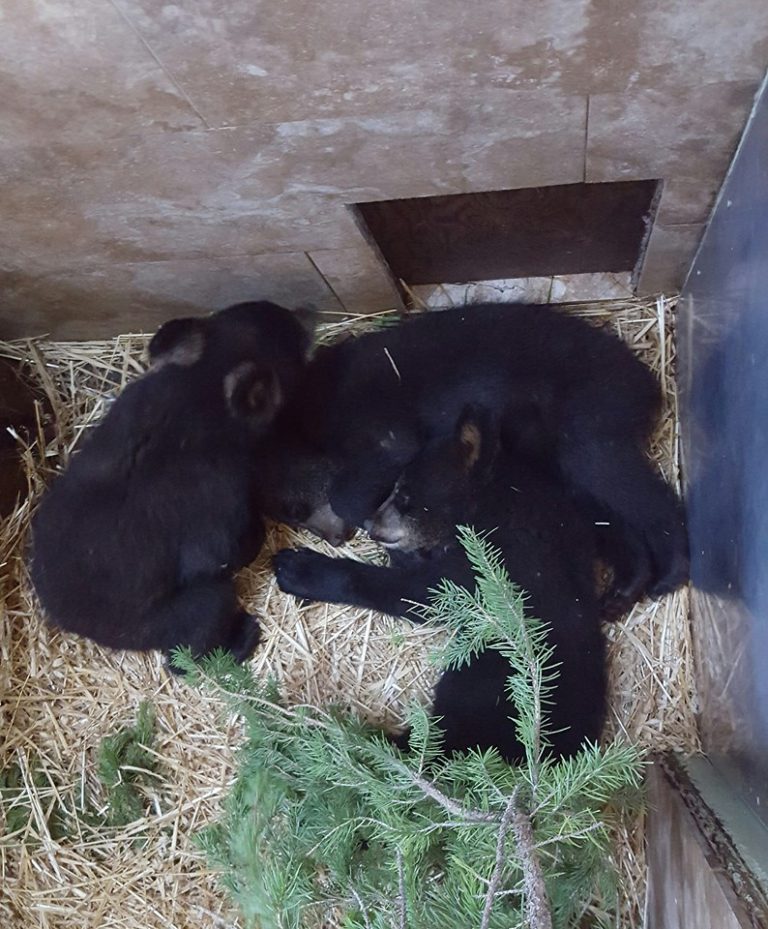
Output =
[
  {"x1": 510, "y1": 793, "x2": 553, "y2": 929},
  {"x1": 536, "y1": 820, "x2": 605, "y2": 849},
  {"x1": 396, "y1": 848, "x2": 407, "y2": 929},
  {"x1": 480, "y1": 788, "x2": 519, "y2": 929},
  {"x1": 408, "y1": 772, "x2": 497, "y2": 824},
  {"x1": 349, "y1": 885, "x2": 372, "y2": 929}
]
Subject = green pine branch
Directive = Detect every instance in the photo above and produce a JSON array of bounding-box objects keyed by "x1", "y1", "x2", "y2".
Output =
[
  {"x1": 94, "y1": 699, "x2": 161, "y2": 828},
  {"x1": 178, "y1": 529, "x2": 645, "y2": 929},
  {"x1": 1, "y1": 701, "x2": 164, "y2": 848}
]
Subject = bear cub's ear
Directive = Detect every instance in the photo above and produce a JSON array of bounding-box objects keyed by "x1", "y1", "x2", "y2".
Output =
[
  {"x1": 224, "y1": 362, "x2": 282, "y2": 427},
  {"x1": 456, "y1": 404, "x2": 499, "y2": 477},
  {"x1": 148, "y1": 317, "x2": 207, "y2": 369}
]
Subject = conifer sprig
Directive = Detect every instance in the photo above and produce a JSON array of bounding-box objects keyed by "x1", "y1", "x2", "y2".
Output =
[{"x1": 176, "y1": 529, "x2": 644, "y2": 929}]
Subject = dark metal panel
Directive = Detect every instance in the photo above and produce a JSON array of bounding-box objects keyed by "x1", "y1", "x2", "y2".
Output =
[{"x1": 679, "y1": 74, "x2": 768, "y2": 822}]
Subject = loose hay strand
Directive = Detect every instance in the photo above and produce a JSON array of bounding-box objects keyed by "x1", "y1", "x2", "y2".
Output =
[{"x1": 0, "y1": 295, "x2": 697, "y2": 929}]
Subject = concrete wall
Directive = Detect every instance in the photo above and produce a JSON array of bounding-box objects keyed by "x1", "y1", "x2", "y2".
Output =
[{"x1": 1, "y1": 1, "x2": 767, "y2": 337}]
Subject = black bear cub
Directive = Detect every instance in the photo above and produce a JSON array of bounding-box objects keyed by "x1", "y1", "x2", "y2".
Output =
[
  {"x1": 253, "y1": 424, "x2": 352, "y2": 547},
  {"x1": 269, "y1": 303, "x2": 688, "y2": 612},
  {"x1": 30, "y1": 301, "x2": 310, "y2": 667},
  {"x1": 274, "y1": 406, "x2": 607, "y2": 762}
]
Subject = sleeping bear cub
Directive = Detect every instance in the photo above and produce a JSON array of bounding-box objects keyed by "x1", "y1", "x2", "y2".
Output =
[
  {"x1": 274, "y1": 405, "x2": 607, "y2": 762},
  {"x1": 267, "y1": 303, "x2": 688, "y2": 615},
  {"x1": 30, "y1": 301, "x2": 311, "y2": 667}
]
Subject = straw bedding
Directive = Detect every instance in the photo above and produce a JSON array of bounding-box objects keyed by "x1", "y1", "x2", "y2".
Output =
[{"x1": 0, "y1": 296, "x2": 698, "y2": 928}]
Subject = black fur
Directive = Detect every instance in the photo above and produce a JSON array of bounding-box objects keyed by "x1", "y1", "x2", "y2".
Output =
[
  {"x1": 274, "y1": 407, "x2": 606, "y2": 763},
  {"x1": 30, "y1": 301, "x2": 311, "y2": 666},
  {"x1": 272, "y1": 303, "x2": 688, "y2": 609},
  {"x1": 253, "y1": 422, "x2": 352, "y2": 547}
]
